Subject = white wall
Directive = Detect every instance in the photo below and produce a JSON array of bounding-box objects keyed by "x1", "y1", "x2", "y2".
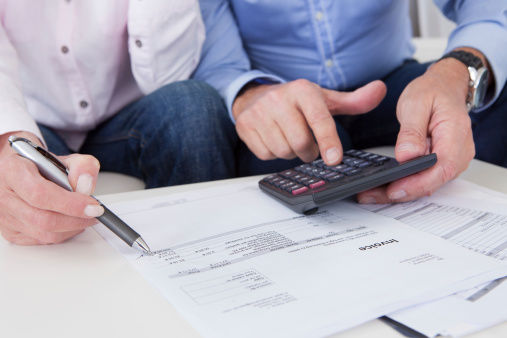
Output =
[{"x1": 411, "y1": 0, "x2": 456, "y2": 38}]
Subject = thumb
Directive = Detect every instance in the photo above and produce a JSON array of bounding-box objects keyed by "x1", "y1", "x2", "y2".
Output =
[
  {"x1": 60, "y1": 154, "x2": 101, "y2": 195},
  {"x1": 395, "y1": 118, "x2": 430, "y2": 163},
  {"x1": 323, "y1": 80, "x2": 386, "y2": 116}
]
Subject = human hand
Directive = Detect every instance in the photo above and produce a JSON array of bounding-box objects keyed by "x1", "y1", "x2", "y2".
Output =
[
  {"x1": 0, "y1": 131, "x2": 104, "y2": 245},
  {"x1": 357, "y1": 54, "x2": 479, "y2": 204},
  {"x1": 232, "y1": 79, "x2": 386, "y2": 165}
]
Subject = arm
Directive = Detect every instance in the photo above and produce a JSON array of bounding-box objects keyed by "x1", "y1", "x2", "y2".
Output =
[
  {"x1": 0, "y1": 22, "x2": 42, "y2": 140},
  {"x1": 435, "y1": 0, "x2": 507, "y2": 108},
  {"x1": 192, "y1": 0, "x2": 285, "y2": 121},
  {"x1": 0, "y1": 23, "x2": 102, "y2": 245},
  {"x1": 194, "y1": 0, "x2": 386, "y2": 164},
  {"x1": 357, "y1": 0, "x2": 507, "y2": 204}
]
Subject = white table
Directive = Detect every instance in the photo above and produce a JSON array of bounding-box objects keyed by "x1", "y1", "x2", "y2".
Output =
[{"x1": 1, "y1": 147, "x2": 506, "y2": 338}]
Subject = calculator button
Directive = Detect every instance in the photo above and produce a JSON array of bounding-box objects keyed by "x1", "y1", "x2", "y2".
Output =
[
  {"x1": 310, "y1": 167, "x2": 322, "y2": 175},
  {"x1": 328, "y1": 164, "x2": 348, "y2": 172},
  {"x1": 309, "y1": 180, "x2": 326, "y2": 189},
  {"x1": 345, "y1": 169, "x2": 362, "y2": 176},
  {"x1": 345, "y1": 149, "x2": 360, "y2": 156},
  {"x1": 327, "y1": 174, "x2": 344, "y2": 182},
  {"x1": 357, "y1": 161, "x2": 372, "y2": 168},
  {"x1": 275, "y1": 179, "x2": 290, "y2": 187},
  {"x1": 280, "y1": 169, "x2": 298, "y2": 178},
  {"x1": 343, "y1": 158, "x2": 355, "y2": 165},
  {"x1": 322, "y1": 172, "x2": 338, "y2": 180},
  {"x1": 340, "y1": 166, "x2": 354, "y2": 174},
  {"x1": 312, "y1": 159, "x2": 326, "y2": 168},
  {"x1": 295, "y1": 164, "x2": 312, "y2": 173},
  {"x1": 297, "y1": 176, "x2": 312, "y2": 184},
  {"x1": 373, "y1": 156, "x2": 388, "y2": 164},
  {"x1": 357, "y1": 152, "x2": 371, "y2": 159},
  {"x1": 291, "y1": 186, "x2": 309, "y2": 195},
  {"x1": 280, "y1": 182, "x2": 297, "y2": 191},
  {"x1": 349, "y1": 159, "x2": 363, "y2": 166},
  {"x1": 366, "y1": 154, "x2": 380, "y2": 161}
]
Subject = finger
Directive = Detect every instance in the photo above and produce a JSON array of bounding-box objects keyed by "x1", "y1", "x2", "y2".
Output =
[
  {"x1": 289, "y1": 80, "x2": 342, "y2": 165},
  {"x1": 0, "y1": 227, "x2": 42, "y2": 246},
  {"x1": 2, "y1": 193, "x2": 96, "y2": 235},
  {"x1": 323, "y1": 80, "x2": 387, "y2": 115},
  {"x1": 255, "y1": 110, "x2": 297, "y2": 160},
  {"x1": 5, "y1": 154, "x2": 103, "y2": 218},
  {"x1": 61, "y1": 154, "x2": 100, "y2": 195},
  {"x1": 276, "y1": 110, "x2": 319, "y2": 163},
  {"x1": 235, "y1": 118, "x2": 276, "y2": 161},
  {"x1": 394, "y1": 95, "x2": 432, "y2": 163},
  {"x1": 387, "y1": 117, "x2": 473, "y2": 203},
  {"x1": 356, "y1": 186, "x2": 390, "y2": 204}
]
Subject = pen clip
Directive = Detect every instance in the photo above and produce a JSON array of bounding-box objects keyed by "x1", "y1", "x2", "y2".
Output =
[{"x1": 8, "y1": 136, "x2": 68, "y2": 174}]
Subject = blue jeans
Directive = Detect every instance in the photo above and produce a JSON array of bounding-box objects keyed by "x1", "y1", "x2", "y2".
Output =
[
  {"x1": 39, "y1": 80, "x2": 237, "y2": 188},
  {"x1": 237, "y1": 60, "x2": 507, "y2": 175}
]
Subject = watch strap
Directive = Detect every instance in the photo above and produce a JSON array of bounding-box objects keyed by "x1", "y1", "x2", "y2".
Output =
[{"x1": 440, "y1": 50, "x2": 484, "y2": 70}]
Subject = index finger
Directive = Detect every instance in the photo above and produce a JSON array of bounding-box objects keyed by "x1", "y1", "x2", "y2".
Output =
[
  {"x1": 290, "y1": 80, "x2": 342, "y2": 165},
  {"x1": 5, "y1": 155, "x2": 103, "y2": 218}
]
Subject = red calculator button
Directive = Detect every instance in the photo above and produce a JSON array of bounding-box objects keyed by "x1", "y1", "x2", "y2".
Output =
[
  {"x1": 292, "y1": 186, "x2": 309, "y2": 195},
  {"x1": 309, "y1": 180, "x2": 325, "y2": 189}
]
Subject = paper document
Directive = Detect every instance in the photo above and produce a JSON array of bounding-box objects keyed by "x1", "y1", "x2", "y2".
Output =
[
  {"x1": 96, "y1": 181, "x2": 507, "y2": 338},
  {"x1": 360, "y1": 179, "x2": 507, "y2": 337}
]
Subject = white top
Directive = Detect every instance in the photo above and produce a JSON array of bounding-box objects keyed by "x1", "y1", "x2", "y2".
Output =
[{"x1": 0, "y1": 0, "x2": 205, "y2": 150}]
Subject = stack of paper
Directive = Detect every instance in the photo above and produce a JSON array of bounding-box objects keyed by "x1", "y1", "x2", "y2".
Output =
[
  {"x1": 96, "y1": 180, "x2": 507, "y2": 338},
  {"x1": 361, "y1": 179, "x2": 507, "y2": 337}
]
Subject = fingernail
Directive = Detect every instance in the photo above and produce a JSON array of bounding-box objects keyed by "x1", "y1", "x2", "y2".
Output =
[
  {"x1": 389, "y1": 190, "x2": 407, "y2": 200},
  {"x1": 358, "y1": 196, "x2": 376, "y2": 204},
  {"x1": 84, "y1": 205, "x2": 104, "y2": 218},
  {"x1": 76, "y1": 174, "x2": 93, "y2": 195},
  {"x1": 325, "y1": 147, "x2": 340, "y2": 164},
  {"x1": 397, "y1": 143, "x2": 417, "y2": 153}
]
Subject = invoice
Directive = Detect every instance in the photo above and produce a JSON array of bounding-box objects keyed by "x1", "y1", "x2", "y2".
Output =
[
  {"x1": 96, "y1": 182, "x2": 507, "y2": 338},
  {"x1": 361, "y1": 179, "x2": 507, "y2": 336}
]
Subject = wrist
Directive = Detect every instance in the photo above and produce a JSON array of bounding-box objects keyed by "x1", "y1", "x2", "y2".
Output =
[
  {"x1": 428, "y1": 57, "x2": 470, "y2": 100},
  {"x1": 232, "y1": 83, "x2": 276, "y2": 120},
  {"x1": 0, "y1": 131, "x2": 42, "y2": 156}
]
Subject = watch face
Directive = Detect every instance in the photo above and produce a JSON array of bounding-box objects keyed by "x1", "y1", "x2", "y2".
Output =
[{"x1": 472, "y1": 68, "x2": 489, "y2": 109}]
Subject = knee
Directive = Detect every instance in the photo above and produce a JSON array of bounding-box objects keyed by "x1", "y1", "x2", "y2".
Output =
[
  {"x1": 146, "y1": 80, "x2": 236, "y2": 147},
  {"x1": 155, "y1": 80, "x2": 231, "y2": 127}
]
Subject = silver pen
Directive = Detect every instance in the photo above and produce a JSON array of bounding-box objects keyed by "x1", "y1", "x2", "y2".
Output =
[{"x1": 8, "y1": 136, "x2": 152, "y2": 254}]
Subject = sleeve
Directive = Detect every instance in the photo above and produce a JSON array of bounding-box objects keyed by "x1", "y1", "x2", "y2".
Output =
[
  {"x1": 192, "y1": 0, "x2": 285, "y2": 122},
  {"x1": 434, "y1": 0, "x2": 507, "y2": 111},
  {"x1": 0, "y1": 22, "x2": 42, "y2": 140}
]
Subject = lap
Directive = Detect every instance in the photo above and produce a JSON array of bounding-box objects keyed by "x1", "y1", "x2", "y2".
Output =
[{"x1": 42, "y1": 80, "x2": 237, "y2": 187}]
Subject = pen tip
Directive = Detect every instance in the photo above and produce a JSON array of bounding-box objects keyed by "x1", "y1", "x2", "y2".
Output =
[{"x1": 134, "y1": 237, "x2": 153, "y2": 255}]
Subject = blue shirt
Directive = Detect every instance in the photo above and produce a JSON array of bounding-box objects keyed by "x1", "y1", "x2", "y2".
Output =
[{"x1": 193, "y1": 0, "x2": 507, "y2": 118}]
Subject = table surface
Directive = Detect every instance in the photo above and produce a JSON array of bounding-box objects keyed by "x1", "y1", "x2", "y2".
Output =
[{"x1": 1, "y1": 147, "x2": 506, "y2": 338}]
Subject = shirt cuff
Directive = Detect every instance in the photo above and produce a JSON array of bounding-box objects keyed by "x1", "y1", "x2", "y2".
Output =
[
  {"x1": 224, "y1": 70, "x2": 286, "y2": 123},
  {"x1": 0, "y1": 104, "x2": 44, "y2": 144},
  {"x1": 445, "y1": 21, "x2": 507, "y2": 113}
]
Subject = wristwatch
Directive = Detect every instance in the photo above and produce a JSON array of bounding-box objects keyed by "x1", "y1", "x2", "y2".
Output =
[{"x1": 440, "y1": 50, "x2": 489, "y2": 110}]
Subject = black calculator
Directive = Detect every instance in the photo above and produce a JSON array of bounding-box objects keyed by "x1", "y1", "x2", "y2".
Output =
[{"x1": 259, "y1": 150, "x2": 437, "y2": 214}]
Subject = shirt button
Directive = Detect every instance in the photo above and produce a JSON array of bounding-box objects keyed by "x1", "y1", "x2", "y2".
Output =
[
  {"x1": 79, "y1": 100, "x2": 89, "y2": 109},
  {"x1": 315, "y1": 11, "x2": 324, "y2": 21},
  {"x1": 135, "y1": 39, "x2": 143, "y2": 48},
  {"x1": 325, "y1": 59, "x2": 333, "y2": 68},
  {"x1": 61, "y1": 46, "x2": 69, "y2": 54}
]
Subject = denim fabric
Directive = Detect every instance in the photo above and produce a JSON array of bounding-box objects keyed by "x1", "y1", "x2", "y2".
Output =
[
  {"x1": 39, "y1": 80, "x2": 238, "y2": 188},
  {"x1": 237, "y1": 60, "x2": 507, "y2": 175}
]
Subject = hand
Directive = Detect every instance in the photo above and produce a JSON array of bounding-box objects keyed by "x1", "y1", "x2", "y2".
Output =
[
  {"x1": 0, "y1": 131, "x2": 103, "y2": 245},
  {"x1": 233, "y1": 79, "x2": 386, "y2": 165},
  {"x1": 358, "y1": 55, "x2": 477, "y2": 204}
]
